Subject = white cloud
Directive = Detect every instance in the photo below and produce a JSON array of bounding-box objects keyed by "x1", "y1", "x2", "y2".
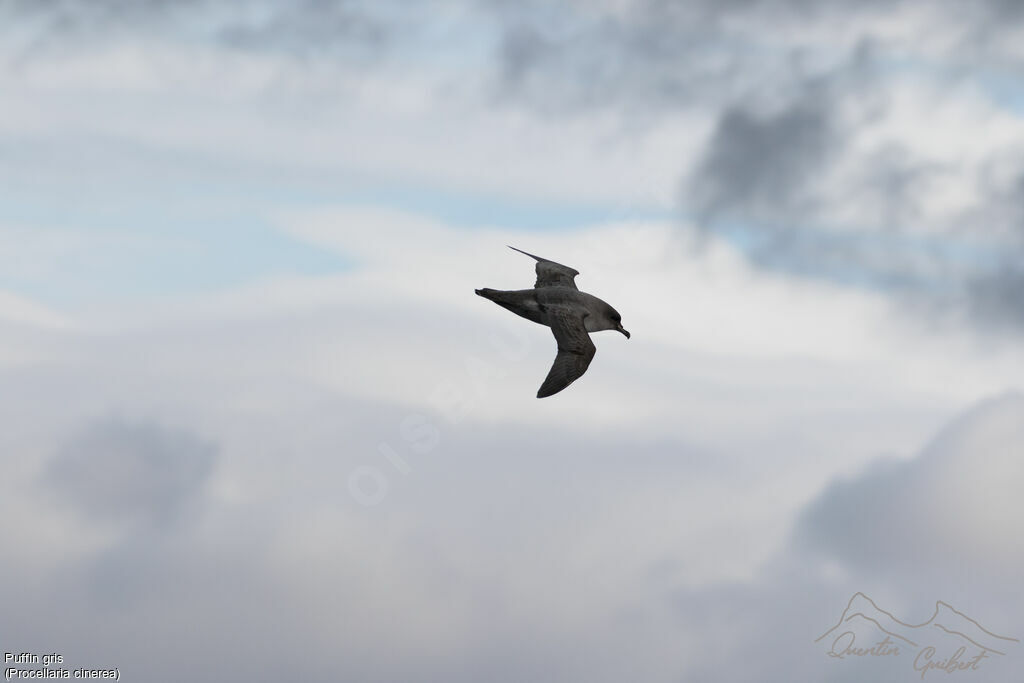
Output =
[
  {"x1": 3, "y1": 302, "x2": 1020, "y2": 680},
  {"x1": 0, "y1": 34, "x2": 693, "y2": 209},
  {"x1": 3, "y1": 2, "x2": 1024, "y2": 680},
  {"x1": 0, "y1": 290, "x2": 71, "y2": 329},
  {"x1": 797, "y1": 392, "x2": 1024, "y2": 580}
]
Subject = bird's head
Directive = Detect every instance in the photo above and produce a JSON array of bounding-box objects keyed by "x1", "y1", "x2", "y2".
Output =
[{"x1": 603, "y1": 304, "x2": 630, "y2": 339}]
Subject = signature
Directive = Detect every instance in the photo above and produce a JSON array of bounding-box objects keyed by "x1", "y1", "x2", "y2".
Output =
[{"x1": 816, "y1": 593, "x2": 1017, "y2": 678}]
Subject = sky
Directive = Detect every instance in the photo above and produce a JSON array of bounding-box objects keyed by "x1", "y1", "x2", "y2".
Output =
[{"x1": 2, "y1": 1, "x2": 1024, "y2": 681}]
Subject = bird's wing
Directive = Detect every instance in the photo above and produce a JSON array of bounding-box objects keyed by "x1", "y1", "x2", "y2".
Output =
[
  {"x1": 537, "y1": 306, "x2": 596, "y2": 398},
  {"x1": 508, "y1": 245, "x2": 579, "y2": 290}
]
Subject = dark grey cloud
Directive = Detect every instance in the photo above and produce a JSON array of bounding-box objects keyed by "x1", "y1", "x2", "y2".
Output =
[
  {"x1": 679, "y1": 62, "x2": 1024, "y2": 332},
  {"x1": 488, "y1": 1, "x2": 1024, "y2": 332},
  {"x1": 7, "y1": 0, "x2": 1024, "y2": 85},
  {"x1": 690, "y1": 96, "x2": 838, "y2": 223},
  {"x1": 967, "y1": 264, "x2": 1024, "y2": 330},
  {"x1": 47, "y1": 419, "x2": 216, "y2": 529},
  {"x1": 488, "y1": 0, "x2": 1024, "y2": 110},
  {"x1": 491, "y1": 0, "x2": 786, "y2": 112}
]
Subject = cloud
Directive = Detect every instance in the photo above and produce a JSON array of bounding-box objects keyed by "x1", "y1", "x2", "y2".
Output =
[
  {"x1": 0, "y1": 214, "x2": 1020, "y2": 680},
  {"x1": 2, "y1": 0, "x2": 380, "y2": 44},
  {"x1": 794, "y1": 392, "x2": 1024, "y2": 581},
  {"x1": 487, "y1": 0, "x2": 1024, "y2": 332},
  {"x1": 0, "y1": 290, "x2": 71, "y2": 328},
  {"x1": 967, "y1": 263, "x2": 1024, "y2": 329},
  {"x1": 6, "y1": 0, "x2": 1021, "y2": 308},
  {"x1": 216, "y1": 0, "x2": 392, "y2": 59},
  {"x1": 46, "y1": 419, "x2": 217, "y2": 529},
  {"x1": 659, "y1": 392, "x2": 1024, "y2": 682},
  {"x1": 677, "y1": 51, "x2": 1024, "y2": 331},
  {"x1": 1, "y1": 4, "x2": 1024, "y2": 679},
  {"x1": 689, "y1": 95, "x2": 839, "y2": 224}
]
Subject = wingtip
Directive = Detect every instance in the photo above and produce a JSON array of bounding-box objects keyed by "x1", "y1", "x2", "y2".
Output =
[
  {"x1": 507, "y1": 245, "x2": 542, "y2": 261},
  {"x1": 535, "y1": 383, "x2": 563, "y2": 398}
]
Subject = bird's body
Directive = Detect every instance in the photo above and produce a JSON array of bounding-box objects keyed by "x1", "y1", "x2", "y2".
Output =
[
  {"x1": 475, "y1": 246, "x2": 630, "y2": 398},
  {"x1": 477, "y1": 287, "x2": 616, "y2": 331}
]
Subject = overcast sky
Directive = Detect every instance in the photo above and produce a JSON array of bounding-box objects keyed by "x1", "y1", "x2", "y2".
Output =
[{"x1": 2, "y1": 2, "x2": 1023, "y2": 681}]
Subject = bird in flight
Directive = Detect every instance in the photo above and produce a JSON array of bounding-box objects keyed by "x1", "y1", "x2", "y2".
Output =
[{"x1": 476, "y1": 246, "x2": 630, "y2": 398}]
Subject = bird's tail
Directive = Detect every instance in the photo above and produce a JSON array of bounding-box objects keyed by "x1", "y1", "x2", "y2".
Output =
[
  {"x1": 475, "y1": 288, "x2": 524, "y2": 306},
  {"x1": 475, "y1": 288, "x2": 497, "y2": 300},
  {"x1": 475, "y1": 288, "x2": 546, "y2": 326}
]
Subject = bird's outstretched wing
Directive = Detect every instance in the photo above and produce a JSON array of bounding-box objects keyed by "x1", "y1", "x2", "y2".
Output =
[
  {"x1": 508, "y1": 245, "x2": 579, "y2": 290},
  {"x1": 537, "y1": 306, "x2": 596, "y2": 398}
]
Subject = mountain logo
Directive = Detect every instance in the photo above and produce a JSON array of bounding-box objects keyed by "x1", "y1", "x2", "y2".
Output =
[{"x1": 816, "y1": 592, "x2": 1018, "y2": 677}]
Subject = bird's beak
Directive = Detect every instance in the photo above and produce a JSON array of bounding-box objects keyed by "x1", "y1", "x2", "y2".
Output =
[{"x1": 617, "y1": 324, "x2": 630, "y2": 339}]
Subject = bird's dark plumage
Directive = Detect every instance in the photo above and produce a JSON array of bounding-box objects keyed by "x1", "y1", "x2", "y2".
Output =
[{"x1": 475, "y1": 247, "x2": 629, "y2": 398}]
